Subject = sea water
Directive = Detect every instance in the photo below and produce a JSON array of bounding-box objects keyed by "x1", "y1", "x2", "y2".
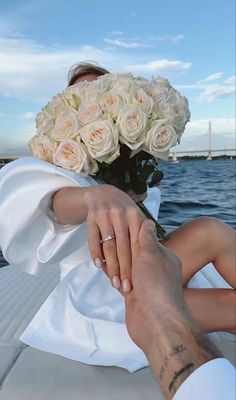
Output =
[{"x1": 158, "y1": 159, "x2": 236, "y2": 229}]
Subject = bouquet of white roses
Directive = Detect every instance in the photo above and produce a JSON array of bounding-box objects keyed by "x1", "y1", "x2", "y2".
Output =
[{"x1": 29, "y1": 72, "x2": 190, "y2": 238}]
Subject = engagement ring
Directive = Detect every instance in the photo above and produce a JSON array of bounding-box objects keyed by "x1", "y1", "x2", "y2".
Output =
[{"x1": 100, "y1": 235, "x2": 116, "y2": 244}]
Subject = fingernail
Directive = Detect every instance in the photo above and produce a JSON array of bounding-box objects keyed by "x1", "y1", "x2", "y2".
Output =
[
  {"x1": 146, "y1": 220, "x2": 156, "y2": 232},
  {"x1": 122, "y1": 278, "x2": 131, "y2": 293},
  {"x1": 111, "y1": 275, "x2": 121, "y2": 289},
  {"x1": 94, "y1": 258, "x2": 102, "y2": 268}
]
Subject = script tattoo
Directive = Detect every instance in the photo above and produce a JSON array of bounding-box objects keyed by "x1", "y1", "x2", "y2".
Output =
[
  {"x1": 168, "y1": 363, "x2": 194, "y2": 393},
  {"x1": 159, "y1": 344, "x2": 186, "y2": 381}
]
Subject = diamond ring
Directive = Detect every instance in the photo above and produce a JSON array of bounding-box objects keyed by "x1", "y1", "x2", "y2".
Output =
[{"x1": 100, "y1": 235, "x2": 116, "y2": 244}]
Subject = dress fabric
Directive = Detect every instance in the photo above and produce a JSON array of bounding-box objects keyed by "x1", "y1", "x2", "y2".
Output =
[
  {"x1": 173, "y1": 358, "x2": 236, "y2": 400},
  {"x1": 0, "y1": 157, "x2": 161, "y2": 372}
]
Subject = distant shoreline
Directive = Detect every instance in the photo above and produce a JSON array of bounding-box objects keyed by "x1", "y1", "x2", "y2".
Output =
[{"x1": 0, "y1": 155, "x2": 235, "y2": 167}]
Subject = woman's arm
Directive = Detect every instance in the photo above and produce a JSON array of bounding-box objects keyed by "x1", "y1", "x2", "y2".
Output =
[
  {"x1": 52, "y1": 187, "x2": 90, "y2": 225},
  {"x1": 52, "y1": 185, "x2": 145, "y2": 292}
]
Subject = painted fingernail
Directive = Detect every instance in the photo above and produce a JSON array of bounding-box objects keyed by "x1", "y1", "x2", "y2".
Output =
[
  {"x1": 122, "y1": 278, "x2": 131, "y2": 293},
  {"x1": 94, "y1": 258, "x2": 102, "y2": 268},
  {"x1": 111, "y1": 275, "x2": 121, "y2": 289}
]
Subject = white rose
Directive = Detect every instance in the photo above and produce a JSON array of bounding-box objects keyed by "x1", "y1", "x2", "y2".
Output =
[
  {"x1": 28, "y1": 135, "x2": 56, "y2": 163},
  {"x1": 101, "y1": 90, "x2": 130, "y2": 119},
  {"x1": 44, "y1": 94, "x2": 66, "y2": 119},
  {"x1": 112, "y1": 75, "x2": 135, "y2": 92},
  {"x1": 96, "y1": 75, "x2": 113, "y2": 92},
  {"x1": 80, "y1": 119, "x2": 120, "y2": 163},
  {"x1": 50, "y1": 107, "x2": 79, "y2": 141},
  {"x1": 77, "y1": 103, "x2": 103, "y2": 125},
  {"x1": 132, "y1": 88, "x2": 154, "y2": 116},
  {"x1": 158, "y1": 92, "x2": 190, "y2": 138},
  {"x1": 83, "y1": 80, "x2": 104, "y2": 103},
  {"x1": 65, "y1": 81, "x2": 90, "y2": 107},
  {"x1": 116, "y1": 106, "x2": 147, "y2": 150},
  {"x1": 147, "y1": 77, "x2": 174, "y2": 105},
  {"x1": 143, "y1": 119, "x2": 178, "y2": 159},
  {"x1": 35, "y1": 110, "x2": 54, "y2": 135},
  {"x1": 62, "y1": 92, "x2": 80, "y2": 109},
  {"x1": 53, "y1": 140, "x2": 97, "y2": 174}
]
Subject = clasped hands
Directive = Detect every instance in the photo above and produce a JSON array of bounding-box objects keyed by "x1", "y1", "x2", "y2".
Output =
[{"x1": 83, "y1": 185, "x2": 190, "y2": 350}]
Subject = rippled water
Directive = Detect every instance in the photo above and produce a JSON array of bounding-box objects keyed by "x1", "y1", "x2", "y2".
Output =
[{"x1": 158, "y1": 159, "x2": 236, "y2": 229}]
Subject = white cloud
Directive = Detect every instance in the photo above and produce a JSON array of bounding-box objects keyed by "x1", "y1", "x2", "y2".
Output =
[
  {"x1": 17, "y1": 112, "x2": 35, "y2": 120},
  {"x1": 199, "y1": 84, "x2": 236, "y2": 102},
  {"x1": 171, "y1": 34, "x2": 185, "y2": 43},
  {"x1": 0, "y1": 37, "x2": 121, "y2": 100},
  {"x1": 104, "y1": 33, "x2": 185, "y2": 49},
  {"x1": 0, "y1": 36, "x2": 192, "y2": 101},
  {"x1": 184, "y1": 118, "x2": 235, "y2": 136},
  {"x1": 199, "y1": 72, "x2": 224, "y2": 82},
  {"x1": 177, "y1": 73, "x2": 235, "y2": 102},
  {"x1": 104, "y1": 38, "x2": 150, "y2": 48},
  {"x1": 174, "y1": 118, "x2": 236, "y2": 152},
  {"x1": 128, "y1": 59, "x2": 192, "y2": 73},
  {"x1": 225, "y1": 75, "x2": 235, "y2": 84}
]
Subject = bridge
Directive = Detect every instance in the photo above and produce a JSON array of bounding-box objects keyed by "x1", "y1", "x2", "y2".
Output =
[
  {"x1": 170, "y1": 121, "x2": 235, "y2": 160},
  {"x1": 0, "y1": 122, "x2": 235, "y2": 165},
  {"x1": 170, "y1": 148, "x2": 236, "y2": 160}
]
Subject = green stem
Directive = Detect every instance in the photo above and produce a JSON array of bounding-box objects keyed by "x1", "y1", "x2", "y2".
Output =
[{"x1": 137, "y1": 201, "x2": 167, "y2": 240}]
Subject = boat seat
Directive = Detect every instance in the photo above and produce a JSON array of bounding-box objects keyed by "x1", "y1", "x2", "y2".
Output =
[{"x1": 0, "y1": 262, "x2": 235, "y2": 399}]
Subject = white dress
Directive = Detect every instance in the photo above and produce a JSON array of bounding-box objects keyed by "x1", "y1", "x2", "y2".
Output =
[
  {"x1": 0, "y1": 157, "x2": 161, "y2": 372},
  {"x1": 0, "y1": 157, "x2": 232, "y2": 373}
]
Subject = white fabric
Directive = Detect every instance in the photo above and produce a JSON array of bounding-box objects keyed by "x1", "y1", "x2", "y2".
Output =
[
  {"x1": 0, "y1": 157, "x2": 161, "y2": 372},
  {"x1": 173, "y1": 358, "x2": 236, "y2": 400}
]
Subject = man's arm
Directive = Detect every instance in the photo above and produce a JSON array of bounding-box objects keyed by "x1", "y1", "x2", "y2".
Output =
[
  {"x1": 123, "y1": 220, "x2": 235, "y2": 400},
  {"x1": 146, "y1": 314, "x2": 221, "y2": 399}
]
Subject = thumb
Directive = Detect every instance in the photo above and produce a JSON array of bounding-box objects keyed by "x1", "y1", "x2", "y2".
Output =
[{"x1": 139, "y1": 220, "x2": 157, "y2": 250}]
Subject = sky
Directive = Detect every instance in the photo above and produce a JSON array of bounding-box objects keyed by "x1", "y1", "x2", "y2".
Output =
[{"x1": 0, "y1": 0, "x2": 235, "y2": 156}]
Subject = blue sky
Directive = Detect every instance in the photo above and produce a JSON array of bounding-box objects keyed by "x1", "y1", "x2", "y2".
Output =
[{"x1": 0, "y1": 0, "x2": 235, "y2": 156}]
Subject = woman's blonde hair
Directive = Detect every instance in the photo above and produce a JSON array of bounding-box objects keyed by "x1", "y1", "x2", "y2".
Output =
[{"x1": 68, "y1": 62, "x2": 110, "y2": 86}]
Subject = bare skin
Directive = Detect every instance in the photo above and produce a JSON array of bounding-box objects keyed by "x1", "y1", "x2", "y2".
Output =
[
  {"x1": 53, "y1": 72, "x2": 236, "y2": 334},
  {"x1": 52, "y1": 185, "x2": 146, "y2": 293},
  {"x1": 124, "y1": 220, "x2": 221, "y2": 400},
  {"x1": 53, "y1": 185, "x2": 236, "y2": 334},
  {"x1": 161, "y1": 217, "x2": 236, "y2": 333}
]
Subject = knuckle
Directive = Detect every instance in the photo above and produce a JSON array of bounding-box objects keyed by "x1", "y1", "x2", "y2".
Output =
[
  {"x1": 103, "y1": 240, "x2": 115, "y2": 253},
  {"x1": 120, "y1": 264, "x2": 131, "y2": 280},
  {"x1": 112, "y1": 207, "x2": 124, "y2": 218},
  {"x1": 106, "y1": 258, "x2": 119, "y2": 277},
  {"x1": 128, "y1": 206, "x2": 142, "y2": 219}
]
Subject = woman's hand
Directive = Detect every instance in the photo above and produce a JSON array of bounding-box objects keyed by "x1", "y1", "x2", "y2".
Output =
[{"x1": 84, "y1": 184, "x2": 145, "y2": 292}]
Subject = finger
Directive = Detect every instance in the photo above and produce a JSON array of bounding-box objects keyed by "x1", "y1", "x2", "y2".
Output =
[
  {"x1": 129, "y1": 210, "x2": 145, "y2": 264},
  {"x1": 87, "y1": 219, "x2": 104, "y2": 269},
  {"x1": 101, "y1": 225, "x2": 121, "y2": 289},
  {"x1": 113, "y1": 219, "x2": 132, "y2": 293},
  {"x1": 139, "y1": 220, "x2": 160, "y2": 251}
]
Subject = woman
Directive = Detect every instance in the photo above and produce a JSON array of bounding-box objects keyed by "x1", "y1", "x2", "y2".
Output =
[
  {"x1": 0, "y1": 63, "x2": 235, "y2": 373},
  {"x1": 57, "y1": 62, "x2": 235, "y2": 333}
]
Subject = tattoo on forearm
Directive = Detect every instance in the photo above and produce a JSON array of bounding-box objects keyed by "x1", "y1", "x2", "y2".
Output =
[
  {"x1": 168, "y1": 363, "x2": 194, "y2": 393},
  {"x1": 159, "y1": 344, "x2": 186, "y2": 381}
]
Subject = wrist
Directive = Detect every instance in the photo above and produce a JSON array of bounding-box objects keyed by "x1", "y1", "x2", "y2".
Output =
[{"x1": 144, "y1": 312, "x2": 219, "y2": 399}]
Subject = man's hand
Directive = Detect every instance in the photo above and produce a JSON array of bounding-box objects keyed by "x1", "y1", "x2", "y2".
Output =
[
  {"x1": 124, "y1": 219, "x2": 186, "y2": 355},
  {"x1": 124, "y1": 220, "x2": 219, "y2": 399}
]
